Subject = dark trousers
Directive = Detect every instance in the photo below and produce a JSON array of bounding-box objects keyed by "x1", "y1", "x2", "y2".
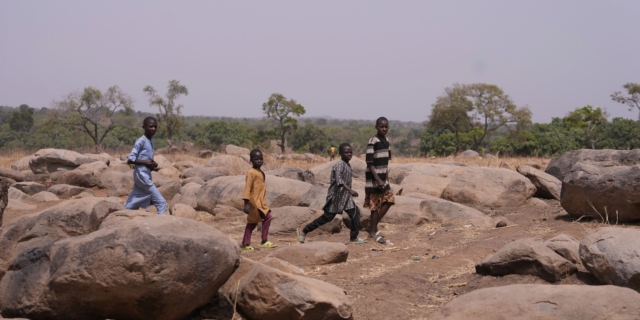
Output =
[
  {"x1": 243, "y1": 211, "x2": 272, "y2": 245},
  {"x1": 303, "y1": 207, "x2": 361, "y2": 240}
]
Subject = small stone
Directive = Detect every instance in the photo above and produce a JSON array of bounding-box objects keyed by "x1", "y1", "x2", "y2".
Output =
[
  {"x1": 432, "y1": 255, "x2": 439, "y2": 259},
  {"x1": 496, "y1": 220, "x2": 507, "y2": 228},
  {"x1": 412, "y1": 256, "x2": 421, "y2": 261}
]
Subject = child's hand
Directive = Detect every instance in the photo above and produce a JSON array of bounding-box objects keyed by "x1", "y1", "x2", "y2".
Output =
[
  {"x1": 350, "y1": 190, "x2": 359, "y2": 197},
  {"x1": 376, "y1": 180, "x2": 386, "y2": 189},
  {"x1": 243, "y1": 203, "x2": 250, "y2": 215}
]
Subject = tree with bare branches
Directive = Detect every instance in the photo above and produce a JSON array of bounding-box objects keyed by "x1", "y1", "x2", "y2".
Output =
[
  {"x1": 55, "y1": 86, "x2": 134, "y2": 152},
  {"x1": 611, "y1": 83, "x2": 640, "y2": 119},
  {"x1": 143, "y1": 80, "x2": 189, "y2": 141}
]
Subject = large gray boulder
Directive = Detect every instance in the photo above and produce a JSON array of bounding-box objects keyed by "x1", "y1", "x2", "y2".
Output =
[
  {"x1": 236, "y1": 263, "x2": 352, "y2": 320},
  {"x1": 47, "y1": 184, "x2": 93, "y2": 199},
  {"x1": 264, "y1": 206, "x2": 315, "y2": 234},
  {"x1": 431, "y1": 284, "x2": 640, "y2": 320},
  {"x1": 442, "y1": 167, "x2": 536, "y2": 208},
  {"x1": 0, "y1": 168, "x2": 25, "y2": 182},
  {"x1": 0, "y1": 198, "x2": 124, "y2": 280},
  {"x1": 0, "y1": 215, "x2": 239, "y2": 320},
  {"x1": 303, "y1": 158, "x2": 366, "y2": 185},
  {"x1": 10, "y1": 182, "x2": 46, "y2": 195},
  {"x1": 195, "y1": 175, "x2": 312, "y2": 214},
  {"x1": 99, "y1": 170, "x2": 134, "y2": 197},
  {"x1": 556, "y1": 150, "x2": 640, "y2": 222},
  {"x1": 398, "y1": 173, "x2": 451, "y2": 198},
  {"x1": 157, "y1": 180, "x2": 182, "y2": 202},
  {"x1": 28, "y1": 149, "x2": 101, "y2": 174},
  {"x1": 169, "y1": 182, "x2": 201, "y2": 209},
  {"x1": 455, "y1": 150, "x2": 480, "y2": 159},
  {"x1": 476, "y1": 238, "x2": 577, "y2": 282},
  {"x1": 56, "y1": 169, "x2": 100, "y2": 188},
  {"x1": 205, "y1": 154, "x2": 250, "y2": 172},
  {"x1": 580, "y1": 227, "x2": 640, "y2": 291},
  {"x1": 266, "y1": 167, "x2": 305, "y2": 181},
  {"x1": 180, "y1": 166, "x2": 227, "y2": 181},
  {"x1": 267, "y1": 242, "x2": 348, "y2": 267},
  {"x1": 544, "y1": 234, "x2": 581, "y2": 264},
  {"x1": 225, "y1": 144, "x2": 250, "y2": 156},
  {"x1": 11, "y1": 155, "x2": 35, "y2": 172},
  {"x1": 517, "y1": 165, "x2": 561, "y2": 200}
]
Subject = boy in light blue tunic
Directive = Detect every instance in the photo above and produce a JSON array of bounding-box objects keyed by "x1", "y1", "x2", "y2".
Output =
[{"x1": 124, "y1": 117, "x2": 168, "y2": 214}]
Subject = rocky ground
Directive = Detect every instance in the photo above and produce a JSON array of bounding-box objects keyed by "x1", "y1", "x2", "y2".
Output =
[{"x1": 2, "y1": 147, "x2": 640, "y2": 319}]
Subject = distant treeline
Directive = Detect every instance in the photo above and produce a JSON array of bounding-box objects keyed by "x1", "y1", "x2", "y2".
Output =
[{"x1": 1, "y1": 82, "x2": 638, "y2": 157}]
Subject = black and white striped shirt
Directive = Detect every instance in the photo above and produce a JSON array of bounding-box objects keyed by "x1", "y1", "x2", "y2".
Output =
[{"x1": 365, "y1": 135, "x2": 391, "y2": 194}]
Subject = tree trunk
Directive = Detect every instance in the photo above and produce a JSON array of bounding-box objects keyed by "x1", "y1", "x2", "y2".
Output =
[{"x1": 279, "y1": 131, "x2": 286, "y2": 153}]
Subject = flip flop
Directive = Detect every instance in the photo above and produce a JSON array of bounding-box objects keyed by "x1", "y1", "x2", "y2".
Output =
[
  {"x1": 240, "y1": 245, "x2": 255, "y2": 251},
  {"x1": 259, "y1": 241, "x2": 277, "y2": 248},
  {"x1": 296, "y1": 228, "x2": 306, "y2": 243},
  {"x1": 376, "y1": 230, "x2": 384, "y2": 238},
  {"x1": 375, "y1": 234, "x2": 386, "y2": 244},
  {"x1": 350, "y1": 238, "x2": 367, "y2": 244}
]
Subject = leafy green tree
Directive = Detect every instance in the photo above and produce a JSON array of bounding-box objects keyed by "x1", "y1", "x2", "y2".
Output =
[
  {"x1": 290, "y1": 124, "x2": 328, "y2": 154},
  {"x1": 530, "y1": 118, "x2": 583, "y2": 156},
  {"x1": 203, "y1": 120, "x2": 253, "y2": 150},
  {"x1": 8, "y1": 104, "x2": 34, "y2": 132},
  {"x1": 428, "y1": 84, "x2": 473, "y2": 152},
  {"x1": 465, "y1": 83, "x2": 532, "y2": 150},
  {"x1": 611, "y1": 83, "x2": 640, "y2": 119},
  {"x1": 55, "y1": 86, "x2": 134, "y2": 152},
  {"x1": 564, "y1": 105, "x2": 608, "y2": 149},
  {"x1": 143, "y1": 80, "x2": 189, "y2": 141},
  {"x1": 597, "y1": 118, "x2": 640, "y2": 150},
  {"x1": 262, "y1": 93, "x2": 306, "y2": 153}
]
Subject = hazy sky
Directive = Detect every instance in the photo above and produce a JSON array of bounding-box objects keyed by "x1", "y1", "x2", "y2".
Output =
[{"x1": 1, "y1": 1, "x2": 639, "y2": 123}]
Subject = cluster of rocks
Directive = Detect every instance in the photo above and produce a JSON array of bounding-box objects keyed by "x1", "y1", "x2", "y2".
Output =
[{"x1": 434, "y1": 227, "x2": 640, "y2": 319}]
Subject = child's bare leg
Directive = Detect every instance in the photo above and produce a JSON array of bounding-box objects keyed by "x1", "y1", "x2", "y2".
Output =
[
  {"x1": 376, "y1": 203, "x2": 393, "y2": 228},
  {"x1": 368, "y1": 210, "x2": 378, "y2": 238}
]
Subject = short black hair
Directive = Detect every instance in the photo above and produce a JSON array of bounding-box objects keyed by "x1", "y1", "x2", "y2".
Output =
[
  {"x1": 376, "y1": 117, "x2": 389, "y2": 126},
  {"x1": 338, "y1": 143, "x2": 351, "y2": 154},
  {"x1": 249, "y1": 149, "x2": 262, "y2": 160},
  {"x1": 143, "y1": 117, "x2": 157, "y2": 126}
]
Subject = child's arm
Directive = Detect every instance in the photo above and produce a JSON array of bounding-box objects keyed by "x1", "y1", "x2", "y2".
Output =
[
  {"x1": 334, "y1": 164, "x2": 358, "y2": 197},
  {"x1": 242, "y1": 172, "x2": 253, "y2": 214},
  {"x1": 126, "y1": 139, "x2": 156, "y2": 168}
]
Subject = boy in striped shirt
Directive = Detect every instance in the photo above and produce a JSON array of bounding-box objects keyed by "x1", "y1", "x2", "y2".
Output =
[{"x1": 365, "y1": 117, "x2": 395, "y2": 244}]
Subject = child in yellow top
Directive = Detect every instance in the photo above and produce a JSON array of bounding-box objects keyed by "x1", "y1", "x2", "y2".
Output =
[{"x1": 241, "y1": 149, "x2": 277, "y2": 251}]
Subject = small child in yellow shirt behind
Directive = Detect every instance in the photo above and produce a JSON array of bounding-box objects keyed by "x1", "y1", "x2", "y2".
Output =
[{"x1": 241, "y1": 149, "x2": 277, "y2": 251}]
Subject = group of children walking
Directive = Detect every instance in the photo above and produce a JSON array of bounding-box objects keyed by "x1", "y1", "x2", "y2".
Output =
[{"x1": 124, "y1": 116, "x2": 395, "y2": 251}]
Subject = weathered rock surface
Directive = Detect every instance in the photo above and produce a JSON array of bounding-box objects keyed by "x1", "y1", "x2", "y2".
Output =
[
  {"x1": 442, "y1": 167, "x2": 536, "y2": 208},
  {"x1": 181, "y1": 176, "x2": 205, "y2": 186},
  {"x1": 431, "y1": 284, "x2": 640, "y2": 320},
  {"x1": 195, "y1": 175, "x2": 312, "y2": 214},
  {"x1": 0, "y1": 168, "x2": 25, "y2": 182},
  {"x1": 99, "y1": 170, "x2": 134, "y2": 197},
  {"x1": 264, "y1": 206, "x2": 314, "y2": 234},
  {"x1": 260, "y1": 257, "x2": 305, "y2": 275},
  {"x1": 0, "y1": 198, "x2": 124, "y2": 280},
  {"x1": 267, "y1": 242, "x2": 348, "y2": 267},
  {"x1": 476, "y1": 238, "x2": 576, "y2": 282},
  {"x1": 157, "y1": 180, "x2": 182, "y2": 202},
  {"x1": 77, "y1": 160, "x2": 109, "y2": 174},
  {"x1": 47, "y1": 184, "x2": 93, "y2": 199},
  {"x1": 173, "y1": 160, "x2": 202, "y2": 172},
  {"x1": 197, "y1": 149, "x2": 214, "y2": 158},
  {"x1": 170, "y1": 182, "x2": 201, "y2": 209},
  {"x1": 0, "y1": 215, "x2": 240, "y2": 320},
  {"x1": 29, "y1": 149, "x2": 101, "y2": 174},
  {"x1": 266, "y1": 167, "x2": 305, "y2": 181},
  {"x1": 11, "y1": 156, "x2": 35, "y2": 172},
  {"x1": 554, "y1": 150, "x2": 640, "y2": 222},
  {"x1": 580, "y1": 227, "x2": 640, "y2": 290},
  {"x1": 398, "y1": 173, "x2": 451, "y2": 198},
  {"x1": 8, "y1": 187, "x2": 31, "y2": 202},
  {"x1": 180, "y1": 166, "x2": 227, "y2": 181},
  {"x1": 303, "y1": 158, "x2": 367, "y2": 184},
  {"x1": 169, "y1": 203, "x2": 198, "y2": 220},
  {"x1": 236, "y1": 263, "x2": 352, "y2": 320},
  {"x1": 517, "y1": 165, "x2": 561, "y2": 200},
  {"x1": 10, "y1": 182, "x2": 46, "y2": 195},
  {"x1": 225, "y1": 144, "x2": 250, "y2": 156},
  {"x1": 30, "y1": 191, "x2": 60, "y2": 203},
  {"x1": 56, "y1": 169, "x2": 100, "y2": 188},
  {"x1": 544, "y1": 234, "x2": 580, "y2": 264}
]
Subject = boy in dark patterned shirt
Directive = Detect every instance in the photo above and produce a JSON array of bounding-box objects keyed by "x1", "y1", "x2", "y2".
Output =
[
  {"x1": 365, "y1": 117, "x2": 395, "y2": 244},
  {"x1": 298, "y1": 143, "x2": 366, "y2": 244}
]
